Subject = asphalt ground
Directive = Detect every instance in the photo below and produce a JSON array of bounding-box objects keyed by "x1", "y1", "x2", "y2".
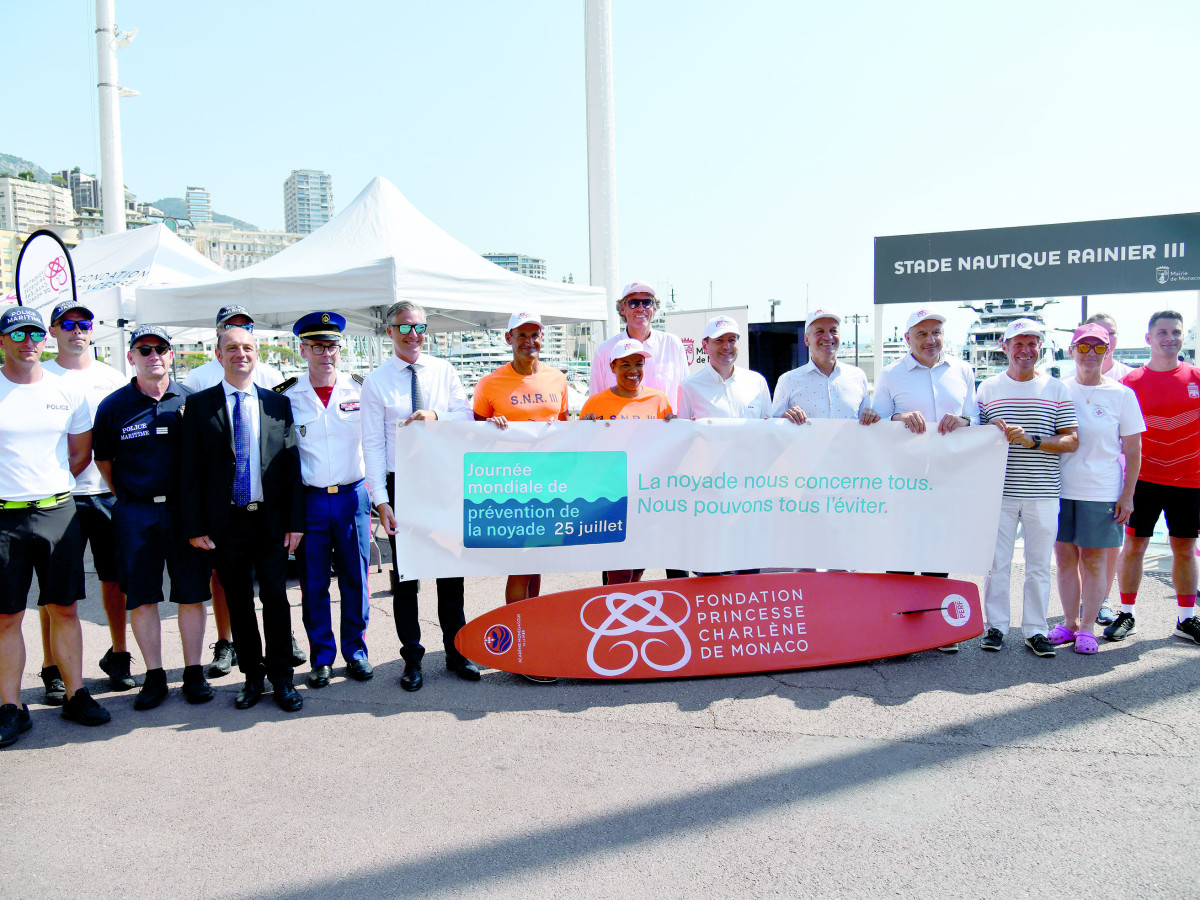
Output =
[{"x1": 2, "y1": 547, "x2": 1197, "y2": 899}]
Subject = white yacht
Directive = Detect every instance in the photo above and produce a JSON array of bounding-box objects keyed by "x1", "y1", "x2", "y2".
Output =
[{"x1": 961, "y1": 298, "x2": 1056, "y2": 383}]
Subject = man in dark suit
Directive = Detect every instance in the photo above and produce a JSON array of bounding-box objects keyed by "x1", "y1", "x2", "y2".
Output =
[{"x1": 180, "y1": 326, "x2": 306, "y2": 712}]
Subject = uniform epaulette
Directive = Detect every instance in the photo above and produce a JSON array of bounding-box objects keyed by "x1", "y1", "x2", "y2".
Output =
[
  {"x1": 273, "y1": 376, "x2": 298, "y2": 394},
  {"x1": 352, "y1": 373, "x2": 364, "y2": 385}
]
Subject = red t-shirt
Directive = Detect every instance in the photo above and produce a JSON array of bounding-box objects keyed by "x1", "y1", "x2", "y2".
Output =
[{"x1": 1122, "y1": 363, "x2": 1200, "y2": 488}]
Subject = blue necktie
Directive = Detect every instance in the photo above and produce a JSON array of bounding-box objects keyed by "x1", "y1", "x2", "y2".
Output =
[{"x1": 233, "y1": 391, "x2": 251, "y2": 506}]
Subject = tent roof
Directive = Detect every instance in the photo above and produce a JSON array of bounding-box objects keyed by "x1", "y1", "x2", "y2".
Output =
[{"x1": 137, "y1": 177, "x2": 607, "y2": 335}]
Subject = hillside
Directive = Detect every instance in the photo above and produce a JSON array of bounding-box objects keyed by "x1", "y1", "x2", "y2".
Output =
[
  {"x1": 0, "y1": 153, "x2": 53, "y2": 183},
  {"x1": 151, "y1": 197, "x2": 259, "y2": 231}
]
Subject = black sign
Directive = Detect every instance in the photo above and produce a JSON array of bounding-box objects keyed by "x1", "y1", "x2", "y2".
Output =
[{"x1": 874, "y1": 213, "x2": 1200, "y2": 305}]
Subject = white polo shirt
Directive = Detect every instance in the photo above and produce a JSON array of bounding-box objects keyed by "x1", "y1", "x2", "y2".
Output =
[
  {"x1": 873, "y1": 353, "x2": 980, "y2": 425},
  {"x1": 678, "y1": 364, "x2": 770, "y2": 419}
]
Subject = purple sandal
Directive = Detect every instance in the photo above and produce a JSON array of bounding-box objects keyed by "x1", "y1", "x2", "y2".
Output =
[
  {"x1": 1046, "y1": 624, "x2": 1077, "y2": 645},
  {"x1": 1074, "y1": 632, "x2": 1099, "y2": 655}
]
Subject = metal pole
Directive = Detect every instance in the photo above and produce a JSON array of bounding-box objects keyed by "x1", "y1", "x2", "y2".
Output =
[
  {"x1": 95, "y1": 0, "x2": 127, "y2": 236},
  {"x1": 584, "y1": 0, "x2": 619, "y2": 340}
]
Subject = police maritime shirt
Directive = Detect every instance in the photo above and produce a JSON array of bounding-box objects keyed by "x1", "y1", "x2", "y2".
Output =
[
  {"x1": 0, "y1": 370, "x2": 90, "y2": 502},
  {"x1": 872, "y1": 353, "x2": 980, "y2": 425},
  {"x1": 678, "y1": 364, "x2": 770, "y2": 419},
  {"x1": 360, "y1": 353, "x2": 473, "y2": 507},
  {"x1": 472, "y1": 363, "x2": 568, "y2": 423},
  {"x1": 770, "y1": 360, "x2": 871, "y2": 421},
  {"x1": 281, "y1": 372, "x2": 365, "y2": 489},
  {"x1": 42, "y1": 359, "x2": 126, "y2": 495},
  {"x1": 590, "y1": 329, "x2": 689, "y2": 411},
  {"x1": 93, "y1": 379, "x2": 191, "y2": 502},
  {"x1": 977, "y1": 372, "x2": 1077, "y2": 499}
]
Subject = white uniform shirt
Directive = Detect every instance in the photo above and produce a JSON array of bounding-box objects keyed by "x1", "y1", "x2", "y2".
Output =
[
  {"x1": 0, "y1": 371, "x2": 91, "y2": 501},
  {"x1": 185, "y1": 357, "x2": 284, "y2": 391},
  {"x1": 873, "y1": 353, "x2": 980, "y2": 425},
  {"x1": 42, "y1": 359, "x2": 126, "y2": 495},
  {"x1": 771, "y1": 360, "x2": 871, "y2": 421},
  {"x1": 361, "y1": 353, "x2": 473, "y2": 506},
  {"x1": 221, "y1": 381, "x2": 263, "y2": 503},
  {"x1": 590, "y1": 328, "x2": 689, "y2": 411},
  {"x1": 1060, "y1": 375, "x2": 1146, "y2": 502},
  {"x1": 678, "y1": 364, "x2": 771, "y2": 419},
  {"x1": 284, "y1": 372, "x2": 365, "y2": 489}
]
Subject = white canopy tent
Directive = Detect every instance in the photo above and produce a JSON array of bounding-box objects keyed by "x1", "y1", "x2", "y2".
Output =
[{"x1": 137, "y1": 177, "x2": 608, "y2": 336}]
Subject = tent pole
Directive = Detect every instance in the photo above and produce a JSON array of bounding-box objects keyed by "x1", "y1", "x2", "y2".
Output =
[{"x1": 585, "y1": 0, "x2": 620, "y2": 340}]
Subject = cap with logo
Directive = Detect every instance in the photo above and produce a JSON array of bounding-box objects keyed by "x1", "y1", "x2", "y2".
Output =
[
  {"x1": 806, "y1": 307, "x2": 841, "y2": 327},
  {"x1": 619, "y1": 282, "x2": 656, "y2": 302},
  {"x1": 129, "y1": 324, "x2": 172, "y2": 349},
  {"x1": 216, "y1": 305, "x2": 253, "y2": 327},
  {"x1": 702, "y1": 315, "x2": 740, "y2": 340},
  {"x1": 293, "y1": 311, "x2": 346, "y2": 341},
  {"x1": 50, "y1": 300, "x2": 94, "y2": 324},
  {"x1": 610, "y1": 338, "x2": 652, "y2": 361},
  {"x1": 1003, "y1": 318, "x2": 1045, "y2": 341},
  {"x1": 905, "y1": 308, "x2": 948, "y2": 331},
  {"x1": 507, "y1": 311, "x2": 543, "y2": 332},
  {"x1": 1071, "y1": 323, "x2": 1110, "y2": 345},
  {"x1": 0, "y1": 306, "x2": 46, "y2": 335}
]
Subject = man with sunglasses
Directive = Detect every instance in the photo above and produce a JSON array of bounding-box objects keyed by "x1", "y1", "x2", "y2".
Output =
[
  {"x1": 183, "y1": 305, "x2": 301, "y2": 679},
  {"x1": 92, "y1": 326, "x2": 213, "y2": 708},
  {"x1": 41, "y1": 300, "x2": 130, "y2": 701},
  {"x1": 0, "y1": 306, "x2": 110, "y2": 749},
  {"x1": 362, "y1": 301, "x2": 475, "y2": 692},
  {"x1": 277, "y1": 312, "x2": 373, "y2": 689}
]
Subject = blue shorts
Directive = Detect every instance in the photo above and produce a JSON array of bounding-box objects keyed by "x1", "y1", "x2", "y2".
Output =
[
  {"x1": 1056, "y1": 499, "x2": 1122, "y2": 548},
  {"x1": 113, "y1": 501, "x2": 211, "y2": 609},
  {"x1": 0, "y1": 501, "x2": 85, "y2": 614},
  {"x1": 75, "y1": 493, "x2": 119, "y2": 583}
]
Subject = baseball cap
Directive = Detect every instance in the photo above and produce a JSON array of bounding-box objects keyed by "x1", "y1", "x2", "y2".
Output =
[
  {"x1": 806, "y1": 307, "x2": 841, "y2": 327},
  {"x1": 0, "y1": 306, "x2": 46, "y2": 335},
  {"x1": 619, "y1": 282, "x2": 656, "y2": 301},
  {"x1": 702, "y1": 315, "x2": 740, "y2": 340},
  {"x1": 905, "y1": 308, "x2": 947, "y2": 331},
  {"x1": 610, "y1": 338, "x2": 652, "y2": 361},
  {"x1": 1002, "y1": 318, "x2": 1045, "y2": 341},
  {"x1": 1071, "y1": 323, "x2": 1110, "y2": 345},
  {"x1": 507, "y1": 311, "x2": 543, "y2": 332},
  {"x1": 216, "y1": 305, "x2": 253, "y2": 327},
  {"x1": 50, "y1": 299, "x2": 94, "y2": 324},
  {"x1": 129, "y1": 325, "x2": 172, "y2": 349}
]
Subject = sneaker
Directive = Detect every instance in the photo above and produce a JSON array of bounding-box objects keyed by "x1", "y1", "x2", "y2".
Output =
[
  {"x1": 980, "y1": 628, "x2": 1004, "y2": 651},
  {"x1": 522, "y1": 674, "x2": 560, "y2": 684},
  {"x1": 1096, "y1": 601, "x2": 1117, "y2": 626},
  {"x1": 39, "y1": 665, "x2": 66, "y2": 706},
  {"x1": 98, "y1": 648, "x2": 137, "y2": 691},
  {"x1": 1174, "y1": 616, "x2": 1200, "y2": 644},
  {"x1": 207, "y1": 639, "x2": 236, "y2": 678},
  {"x1": 936, "y1": 643, "x2": 959, "y2": 653},
  {"x1": 1025, "y1": 634, "x2": 1057, "y2": 658},
  {"x1": 1104, "y1": 612, "x2": 1136, "y2": 642},
  {"x1": 133, "y1": 669, "x2": 169, "y2": 711},
  {"x1": 61, "y1": 688, "x2": 111, "y2": 726},
  {"x1": 0, "y1": 703, "x2": 32, "y2": 748}
]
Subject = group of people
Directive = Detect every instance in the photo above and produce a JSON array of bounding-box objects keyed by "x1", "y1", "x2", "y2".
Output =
[{"x1": 0, "y1": 281, "x2": 1196, "y2": 750}]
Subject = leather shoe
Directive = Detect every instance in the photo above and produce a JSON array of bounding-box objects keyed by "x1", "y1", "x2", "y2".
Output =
[
  {"x1": 399, "y1": 663, "x2": 423, "y2": 692},
  {"x1": 272, "y1": 680, "x2": 303, "y2": 712},
  {"x1": 181, "y1": 665, "x2": 214, "y2": 704},
  {"x1": 133, "y1": 669, "x2": 169, "y2": 711},
  {"x1": 290, "y1": 633, "x2": 307, "y2": 667},
  {"x1": 234, "y1": 678, "x2": 264, "y2": 709},
  {"x1": 447, "y1": 658, "x2": 482, "y2": 681},
  {"x1": 346, "y1": 658, "x2": 374, "y2": 681},
  {"x1": 307, "y1": 664, "x2": 332, "y2": 688}
]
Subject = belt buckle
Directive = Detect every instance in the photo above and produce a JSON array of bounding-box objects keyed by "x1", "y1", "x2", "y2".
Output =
[
  {"x1": 153, "y1": 496, "x2": 167, "y2": 504},
  {"x1": 245, "y1": 502, "x2": 259, "y2": 512},
  {"x1": 326, "y1": 485, "x2": 338, "y2": 494}
]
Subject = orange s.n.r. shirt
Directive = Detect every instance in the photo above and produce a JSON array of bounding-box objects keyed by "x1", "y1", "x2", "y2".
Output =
[
  {"x1": 472, "y1": 363, "x2": 568, "y2": 422},
  {"x1": 580, "y1": 388, "x2": 673, "y2": 420}
]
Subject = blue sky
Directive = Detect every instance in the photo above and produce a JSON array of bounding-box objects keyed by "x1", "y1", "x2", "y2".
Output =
[{"x1": 8, "y1": 1, "x2": 1200, "y2": 347}]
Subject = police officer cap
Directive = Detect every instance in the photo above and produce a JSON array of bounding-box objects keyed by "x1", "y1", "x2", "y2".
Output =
[
  {"x1": 50, "y1": 299, "x2": 95, "y2": 324},
  {"x1": 216, "y1": 305, "x2": 253, "y2": 327},
  {"x1": 293, "y1": 311, "x2": 346, "y2": 341},
  {"x1": 0, "y1": 306, "x2": 45, "y2": 334},
  {"x1": 129, "y1": 324, "x2": 172, "y2": 349}
]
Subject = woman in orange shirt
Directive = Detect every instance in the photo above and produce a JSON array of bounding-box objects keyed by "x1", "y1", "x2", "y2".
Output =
[{"x1": 581, "y1": 338, "x2": 674, "y2": 584}]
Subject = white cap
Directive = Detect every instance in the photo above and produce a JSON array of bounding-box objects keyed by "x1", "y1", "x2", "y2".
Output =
[
  {"x1": 905, "y1": 308, "x2": 948, "y2": 331},
  {"x1": 1002, "y1": 318, "x2": 1045, "y2": 341},
  {"x1": 610, "y1": 338, "x2": 652, "y2": 361},
  {"x1": 702, "y1": 315, "x2": 740, "y2": 340},
  {"x1": 506, "y1": 311, "x2": 542, "y2": 332},
  {"x1": 619, "y1": 281, "x2": 656, "y2": 301},
  {"x1": 806, "y1": 307, "x2": 841, "y2": 328}
]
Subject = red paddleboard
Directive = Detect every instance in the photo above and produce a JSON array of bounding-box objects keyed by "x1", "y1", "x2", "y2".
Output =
[{"x1": 456, "y1": 572, "x2": 982, "y2": 679}]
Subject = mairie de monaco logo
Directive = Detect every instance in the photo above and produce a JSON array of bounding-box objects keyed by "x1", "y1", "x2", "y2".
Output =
[
  {"x1": 580, "y1": 589, "x2": 692, "y2": 676},
  {"x1": 682, "y1": 337, "x2": 695, "y2": 366},
  {"x1": 483, "y1": 623, "x2": 513, "y2": 655}
]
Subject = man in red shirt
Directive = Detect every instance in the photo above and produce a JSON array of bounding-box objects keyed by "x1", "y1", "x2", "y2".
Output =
[{"x1": 1109, "y1": 310, "x2": 1200, "y2": 645}]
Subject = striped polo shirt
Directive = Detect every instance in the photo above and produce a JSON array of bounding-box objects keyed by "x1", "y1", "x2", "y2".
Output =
[{"x1": 977, "y1": 372, "x2": 1078, "y2": 499}]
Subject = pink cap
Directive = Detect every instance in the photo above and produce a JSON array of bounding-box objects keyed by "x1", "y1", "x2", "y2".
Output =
[{"x1": 1071, "y1": 323, "x2": 1111, "y2": 345}]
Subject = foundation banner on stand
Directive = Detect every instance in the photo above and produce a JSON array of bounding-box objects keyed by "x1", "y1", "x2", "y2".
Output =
[{"x1": 391, "y1": 418, "x2": 1007, "y2": 579}]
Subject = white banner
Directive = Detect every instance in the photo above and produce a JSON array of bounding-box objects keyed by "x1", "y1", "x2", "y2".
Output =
[{"x1": 392, "y1": 419, "x2": 1008, "y2": 578}]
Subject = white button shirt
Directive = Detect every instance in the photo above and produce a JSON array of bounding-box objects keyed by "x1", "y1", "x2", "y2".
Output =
[
  {"x1": 361, "y1": 353, "x2": 473, "y2": 506},
  {"x1": 678, "y1": 364, "x2": 771, "y2": 419},
  {"x1": 590, "y1": 328, "x2": 689, "y2": 411},
  {"x1": 771, "y1": 360, "x2": 872, "y2": 420},
  {"x1": 285, "y1": 372, "x2": 365, "y2": 489},
  {"x1": 222, "y1": 381, "x2": 263, "y2": 503},
  {"x1": 872, "y1": 353, "x2": 980, "y2": 425}
]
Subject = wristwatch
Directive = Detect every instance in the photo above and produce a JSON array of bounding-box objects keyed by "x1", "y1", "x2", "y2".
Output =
[{"x1": 1030, "y1": 435, "x2": 1042, "y2": 450}]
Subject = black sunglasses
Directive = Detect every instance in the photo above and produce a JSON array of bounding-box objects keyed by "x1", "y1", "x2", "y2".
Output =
[
  {"x1": 57, "y1": 320, "x2": 94, "y2": 332},
  {"x1": 134, "y1": 344, "x2": 171, "y2": 357},
  {"x1": 623, "y1": 298, "x2": 655, "y2": 309}
]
